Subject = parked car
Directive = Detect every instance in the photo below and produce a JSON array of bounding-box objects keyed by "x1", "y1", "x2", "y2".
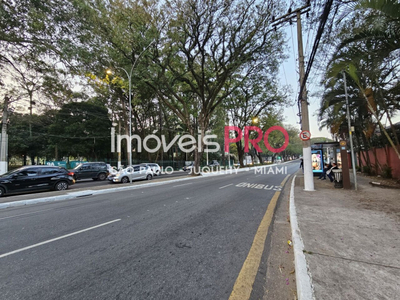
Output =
[
  {"x1": 208, "y1": 160, "x2": 220, "y2": 167},
  {"x1": 69, "y1": 162, "x2": 108, "y2": 181},
  {"x1": 106, "y1": 164, "x2": 118, "y2": 175},
  {"x1": 182, "y1": 162, "x2": 194, "y2": 171},
  {"x1": 0, "y1": 166, "x2": 75, "y2": 197},
  {"x1": 108, "y1": 165, "x2": 153, "y2": 183},
  {"x1": 140, "y1": 163, "x2": 161, "y2": 176}
]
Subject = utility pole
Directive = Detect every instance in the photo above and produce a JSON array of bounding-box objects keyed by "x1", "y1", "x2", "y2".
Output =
[
  {"x1": 0, "y1": 96, "x2": 9, "y2": 175},
  {"x1": 272, "y1": 2, "x2": 314, "y2": 191},
  {"x1": 343, "y1": 72, "x2": 358, "y2": 190}
]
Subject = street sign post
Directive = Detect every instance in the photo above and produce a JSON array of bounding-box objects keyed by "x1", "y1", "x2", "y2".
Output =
[
  {"x1": 339, "y1": 140, "x2": 351, "y2": 189},
  {"x1": 299, "y1": 130, "x2": 311, "y2": 141}
]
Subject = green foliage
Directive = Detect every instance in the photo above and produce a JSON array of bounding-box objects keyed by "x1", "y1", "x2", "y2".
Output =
[
  {"x1": 362, "y1": 165, "x2": 372, "y2": 175},
  {"x1": 382, "y1": 164, "x2": 392, "y2": 179},
  {"x1": 319, "y1": 0, "x2": 400, "y2": 173},
  {"x1": 8, "y1": 110, "x2": 57, "y2": 161},
  {"x1": 48, "y1": 101, "x2": 111, "y2": 160}
]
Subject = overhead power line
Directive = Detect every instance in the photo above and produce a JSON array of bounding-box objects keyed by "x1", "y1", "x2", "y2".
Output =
[{"x1": 297, "y1": 0, "x2": 334, "y2": 104}]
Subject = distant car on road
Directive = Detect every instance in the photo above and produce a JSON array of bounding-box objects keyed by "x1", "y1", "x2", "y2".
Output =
[
  {"x1": 69, "y1": 162, "x2": 108, "y2": 181},
  {"x1": 108, "y1": 165, "x2": 153, "y2": 183},
  {"x1": 0, "y1": 166, "x2": 75, "y2": 197}
]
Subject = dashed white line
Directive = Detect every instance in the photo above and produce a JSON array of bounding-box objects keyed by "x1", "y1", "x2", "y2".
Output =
[
  {"x1": 173, "y1": 183, "x2": 193, "y2": 187},
  {"x1": 0, "y1": 219, "x2": 121, "y2": 259},
  {"x1": 219, "y1": 184, "x2": 233, "y2": 189},
  {"x1": 0, "y1": 208, "x2": 54, "y2": 221}
]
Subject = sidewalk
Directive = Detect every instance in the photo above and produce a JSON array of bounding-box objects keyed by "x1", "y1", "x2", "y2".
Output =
[{"x1": 291, "y1": 171, "x2": 400, "y2": 300}]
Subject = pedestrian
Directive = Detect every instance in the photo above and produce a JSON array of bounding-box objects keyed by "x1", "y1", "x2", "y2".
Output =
[
  {"x1": 318, "y1": 163, "x2": 330, "y2": 180},
  {"x1": 326, "y1": 163, "x2": 338, "y2": 182},
  {"x1": 299, "y1": 158, "x2": 304, "y2": 172}
]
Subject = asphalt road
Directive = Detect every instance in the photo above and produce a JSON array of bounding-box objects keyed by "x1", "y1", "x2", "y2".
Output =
[
  {"x1": 0, "y1": 162, "x2": 298, "y2": 300},
  {"x1": 71, "y1": 170, "x2": 189, "y2": 189},
  {"x1": 0, "y1": 170, "x2": 190, "y2": 204}
]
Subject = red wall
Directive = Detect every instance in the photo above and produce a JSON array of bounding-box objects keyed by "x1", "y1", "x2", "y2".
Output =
[{"x1": 359, "y1": 145, "x2": 400, "y2": 179}]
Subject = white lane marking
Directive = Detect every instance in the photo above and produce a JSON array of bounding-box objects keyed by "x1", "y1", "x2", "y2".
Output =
[
  {"x1": 219, "y1": 184, "x2": 233, "y2": 189},
  {"x1": 0, "y1": 219, "x2": 121, "y2": 259},
  {"x1": 0, "y1": 208, "x2": 54, "y2": 221},
  {"x1": 173, "y1": 183, "x2": 193, "y2": 188}
]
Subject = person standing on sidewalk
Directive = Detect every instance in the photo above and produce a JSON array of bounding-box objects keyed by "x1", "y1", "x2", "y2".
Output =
[{"x1": 299, "y1": 158, "x2": 304, "y2": 172}]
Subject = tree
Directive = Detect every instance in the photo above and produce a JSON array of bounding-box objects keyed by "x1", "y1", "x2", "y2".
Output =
[
  {"x1": 225, "y1": 70, "x2": 287, "y2": 166},
  {"x1": 7, "y1": 110, "x2": 57, "y2": 165},
  {"x1": 145, "y1": 0, "x2": 286, "y2": 172},
  {"x1": 48, "y1": 101, "x2": 111, "y2": 160},
  {"x1": 318, "y1": 0, "x2": 400, "y2": 171}
]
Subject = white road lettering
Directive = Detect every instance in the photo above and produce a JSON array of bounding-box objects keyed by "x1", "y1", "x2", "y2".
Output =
[{"x1": 235, "y1": 182, "x2": 282, "y2": 191}]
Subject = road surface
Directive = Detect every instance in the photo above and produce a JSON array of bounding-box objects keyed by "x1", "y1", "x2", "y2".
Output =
[{"x1": 0, "y1": 162, "x2": 298, "y2": 299}]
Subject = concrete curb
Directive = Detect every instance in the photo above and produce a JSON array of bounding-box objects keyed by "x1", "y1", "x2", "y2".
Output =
[{"x1": 289, "y1": 175, "x2": 315, "y2": 300}]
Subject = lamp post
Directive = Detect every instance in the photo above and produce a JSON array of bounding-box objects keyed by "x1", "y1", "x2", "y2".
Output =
[
  {"x1": 107, "y1": 67, "x2": 132, "y2": 167},
  {"x1": 107, "y1": 40, "x2": 155, "y2": 167}
]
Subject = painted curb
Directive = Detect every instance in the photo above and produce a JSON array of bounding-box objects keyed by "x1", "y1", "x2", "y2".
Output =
[{"x1": 289, "y1": 175, "x2": 315, "y2": 300}]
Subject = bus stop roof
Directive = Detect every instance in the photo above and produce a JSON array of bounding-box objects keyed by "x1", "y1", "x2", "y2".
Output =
[{"x1": 312, "y1": 142, "x2": 340, "y2": 149}]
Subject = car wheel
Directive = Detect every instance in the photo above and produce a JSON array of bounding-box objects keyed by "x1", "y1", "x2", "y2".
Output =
[
  {"x1": 0, "y1": 187, "x2": 5, "y2": 197},
  {"x1": 98, "y1": 173, "x2": 106, "y2": 181},
  {"x1": 121, "y1": 177, "x2": 129, "y2": 184},
  {"x1": 146, "y1": 174, "x2": 152, "y2": 180},
  {"x1": 55, "y1": 181, "x2": 68, "y2": 191}
]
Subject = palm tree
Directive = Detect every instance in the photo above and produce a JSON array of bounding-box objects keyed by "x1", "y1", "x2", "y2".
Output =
[{"x1": 319, "y1": 0, "x2": 400, "y2": 162}]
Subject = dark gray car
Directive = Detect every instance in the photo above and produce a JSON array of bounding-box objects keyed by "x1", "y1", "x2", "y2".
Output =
[{"x1": 69, "y1": 162, "x2": 108, "y2": 181}]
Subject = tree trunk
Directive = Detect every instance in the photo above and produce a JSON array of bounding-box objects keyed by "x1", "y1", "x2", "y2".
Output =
[
  {"x1": 236, "y1": 140, "x2": 244, "y2": 167},
  {"x1": 256, "y1": 152, "x2": 263, "y2": 165}
]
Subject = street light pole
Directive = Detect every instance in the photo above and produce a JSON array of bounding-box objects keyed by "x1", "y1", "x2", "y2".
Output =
[
  {"x1": 0, "y1": 96, "x2": 9, "y2": 175},
  {"x1": 108, "y1": 40, "x2": 155, "y2": 168}
]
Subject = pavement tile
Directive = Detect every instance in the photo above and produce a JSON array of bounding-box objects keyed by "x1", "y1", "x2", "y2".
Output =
[{"x1": 293, "y1": 172, "x2": 400, "y2": 300}]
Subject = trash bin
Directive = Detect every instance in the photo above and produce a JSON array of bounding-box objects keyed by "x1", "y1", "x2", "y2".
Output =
[{"x1": 332, "y1": 169, "x2": 343, "y2": 188}]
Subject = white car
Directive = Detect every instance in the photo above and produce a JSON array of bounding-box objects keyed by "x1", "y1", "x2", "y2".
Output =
[
  {"x1": 183, "y1": 161, "x2": 194, "y2": 171},
  {"x1": 107, "y1": 164, "x2": 118, "y2": 175},
  {"x1": 108, "y1": 165, "x2": 153, "y2": 183},
  {"x1": 140, "y1": 163, "x2": 161, "y2": 176}
]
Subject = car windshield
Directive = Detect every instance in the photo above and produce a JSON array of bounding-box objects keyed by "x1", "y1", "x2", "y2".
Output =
[
  {"x1": 73, "y1": 164, "x2": 83, "y2": 170},
  {"x1": 0, "y1": 168, "x2": 21, "y2": 177}
]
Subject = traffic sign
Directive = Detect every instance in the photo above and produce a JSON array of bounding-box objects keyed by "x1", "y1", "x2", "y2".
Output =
[{"x1": 299, "y1": 130, "x2": 311, "y2": 141}]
